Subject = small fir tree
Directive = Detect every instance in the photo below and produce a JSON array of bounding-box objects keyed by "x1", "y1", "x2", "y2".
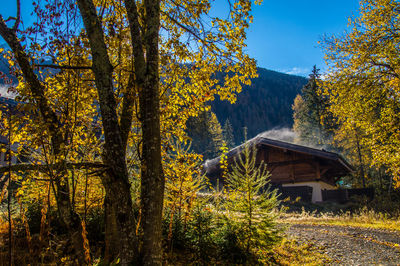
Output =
[{"x1": 224, "y1": 132, "x2": 281, "y2": 255}]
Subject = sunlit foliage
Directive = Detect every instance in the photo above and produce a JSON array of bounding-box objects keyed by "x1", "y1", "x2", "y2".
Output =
[
  {"x1": 322, "y1": 0, "x2": 400, "y2": 188},
  {"x1": 0, "y1": 0, "x2": 260, "y2": 263}
]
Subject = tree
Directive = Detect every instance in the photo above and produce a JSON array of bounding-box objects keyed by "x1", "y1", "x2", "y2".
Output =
[
  {"x1": 322, "y1": 0, "x2": 400, "y2": 189},
  {"x1": 187, "y1": 110, "x2": 227, "y2": 159},
  {"x1": 292, "y1": 94, "x2": 310, "y2": 142},
  {"x1": 0, "y1": 2, "x2": 93, "y2": 263},
  {"x1": 0, "y1": 0, "x2": 258, "y2": 264},
  {"x1": 163, "y1": 138, "x2": 206, "y2": 251},
  {"x1": 223, "y1": 119, "x2": 235, "y2": 149},
  {"x1": 186, "y1": 111, "x2": 213, "y2": 157},
  {"x1": 292, "y1": 66, "x2": 333, "y2": 146},
  {"x1": 208, "y1": 112, "x2": 225, "y2": 158},
  {"x1": 333, "y1": 123, "x2": 371, "y2": 188}
]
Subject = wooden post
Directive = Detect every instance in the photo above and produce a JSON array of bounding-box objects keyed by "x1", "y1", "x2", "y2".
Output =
[{"x1": 291, "y1": 153, "x2": 295, "y2": 183}]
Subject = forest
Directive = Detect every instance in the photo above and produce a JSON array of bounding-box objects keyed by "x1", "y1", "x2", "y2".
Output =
[
  {"x1": 209, "y1": 68, "x2": 307, "y2": 144},
  {"x1": 0, "y1": 0, "x2": 399, "y2": 265}
]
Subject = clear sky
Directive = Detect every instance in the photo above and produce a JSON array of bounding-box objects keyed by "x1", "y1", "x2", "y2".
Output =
[
  {"x1": 245, "y1": 0, "x2": 360, "y2": 76},
  {"x1": 0, "y1": 0, "x2": 360, "y2": 77}
]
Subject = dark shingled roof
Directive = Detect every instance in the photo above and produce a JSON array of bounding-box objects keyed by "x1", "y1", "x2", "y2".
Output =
[{"x1": 204, "y1": 135, "x2": 353, "y2": 175}]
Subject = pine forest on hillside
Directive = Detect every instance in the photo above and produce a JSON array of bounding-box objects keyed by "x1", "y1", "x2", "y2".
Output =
[
  {"x1": 210, "y1": 68, "x2": 307, "y2": 143},
  {"x1": 186, "y1": 68, "x2": 307, "y2": 159}
]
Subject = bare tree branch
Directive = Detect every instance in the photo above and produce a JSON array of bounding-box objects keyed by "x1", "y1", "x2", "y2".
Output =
[
  {"x1": 34, "y1": 64, "x2": 92, "y2": 70},
  {"x1": 0, "y1": 161, "x2": 106, "y2": 175},
  {"x1": 12, "y1": 0, "x2": 21, "y2": 31}
]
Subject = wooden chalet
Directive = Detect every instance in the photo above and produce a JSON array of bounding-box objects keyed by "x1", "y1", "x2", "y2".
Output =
[{"x1": 204, "y1": 136, "x2": 354, "y2": 202}]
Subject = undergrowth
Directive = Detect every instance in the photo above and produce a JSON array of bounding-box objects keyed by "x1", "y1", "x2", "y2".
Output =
[{"x1": 261, "y1": 238, "x2": 331, "y2": 266}]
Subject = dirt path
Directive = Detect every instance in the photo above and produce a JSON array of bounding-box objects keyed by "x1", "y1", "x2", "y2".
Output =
[{"x1": 286, "y1": 223, "x2": 400, "y2": 265}]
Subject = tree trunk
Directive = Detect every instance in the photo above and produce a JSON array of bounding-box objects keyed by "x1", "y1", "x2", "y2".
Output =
[
  {"x1": 103, "y1": 194, "x2": 119, "y2": 262},
  {"x1": 139, "y1": 79, "x2": 164, "y2": 265},
  {"x1": 139, "y1": 1, "x2": 164, "y2": 264},
  {"x1": 101, "y1": 174, "x2": 138, "y2": 264},
  {"x1": 54, "y1": 175, "x2": 88, "y2": 264},
  {"x1": 77, "y1": 1, "x2": 140, "y2": 263},
  {"x1": 355, "y1": 134, "x2": 366, "y2": 188}
]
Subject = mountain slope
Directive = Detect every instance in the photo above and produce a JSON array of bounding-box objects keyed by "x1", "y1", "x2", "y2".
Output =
[{"x1": 210, "y1": 67, "x2": 307, "y2": 143}]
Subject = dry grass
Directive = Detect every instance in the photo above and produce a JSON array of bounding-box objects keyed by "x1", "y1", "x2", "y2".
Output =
[
  {"x1": 279, "y1": 207, "x2": 400, "y2": 232},
  {"x1": 259, "y1": 238, "x2": 331, "y2": 266}
]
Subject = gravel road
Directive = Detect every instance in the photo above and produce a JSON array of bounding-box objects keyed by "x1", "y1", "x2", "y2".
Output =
[{"x1": 286, "y1": 223, "x2": 400, "y2": 265}]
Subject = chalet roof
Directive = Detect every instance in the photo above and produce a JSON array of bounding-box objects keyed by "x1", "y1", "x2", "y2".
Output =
[{"x1": 204, "y1": 135, "x2": 354, "y2": 175}]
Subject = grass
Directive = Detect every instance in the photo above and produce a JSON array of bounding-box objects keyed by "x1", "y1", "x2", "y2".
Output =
[
  {"x1": 279, "y1": 206, "x2": 400, "y2": 232},
  {"x1": 163, "y1": 237, "x2": 331, "y2": 266},
  {"x1": 259, "y1": 238, "x2": 331, "y2": 266}
]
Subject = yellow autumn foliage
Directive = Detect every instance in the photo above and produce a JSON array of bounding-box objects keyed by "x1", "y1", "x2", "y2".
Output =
[
  {"x1": 0, "y1": 0, "x2": 259, "y2": 222},
  {"x1": 322, "y1": 0, "x2": 400, "y2": 188}
]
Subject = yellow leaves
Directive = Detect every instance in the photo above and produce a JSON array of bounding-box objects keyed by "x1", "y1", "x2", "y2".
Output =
[
  {"x1": 163, "y1": 138, "x2": 205, "y2": 220},
  {"x1": 160, "y1": 0, "x2": 257, "y2": 112},
  {"x1": 15, "y1": 189, "x2": 24, "y2": 197},
  {"x1": 322, "y1": 0, "x2": 400, "y2": 188},
  {"x1": 394, "y1": 175, "x2": 400, "y2": 189},
  {"x1": 1, "y1": 0, "x2": 259, "y2": 224}
]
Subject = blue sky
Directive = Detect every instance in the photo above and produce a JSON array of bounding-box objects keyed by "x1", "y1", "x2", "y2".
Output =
[
  {"x1": 0, "y1": 0, "x2": 360, "y2": 77},
  {"x1": 245, "y1": 0, "x2": 360, "y2": 76},
  {"x1": 0, "y1": 1, "x2": 35, "y2": 27}
]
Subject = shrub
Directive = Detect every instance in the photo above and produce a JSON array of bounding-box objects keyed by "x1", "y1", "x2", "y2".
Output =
[
  {"x1": 25, "y1": 201, "x2": 42, "y2": 234},
  {"x1": 186, "y1": 204, "x2": 216, "y2": 261},
  {"x1": 163, "y1": 208, "x2": 188, "y2": 252},
  {"x1": 215, "y1": 217, "x2": 248, "y2": 263}
]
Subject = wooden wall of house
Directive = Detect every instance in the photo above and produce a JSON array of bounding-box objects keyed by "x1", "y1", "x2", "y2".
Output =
[
  {"x1": 254, "y1": 145, "x2": 331, "y2": 185},
  {"x1": 207, "y1": 143, "x2": 345, "y2": 188}
]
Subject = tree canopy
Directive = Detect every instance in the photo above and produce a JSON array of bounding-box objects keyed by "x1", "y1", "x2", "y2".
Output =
[
  {"x1": 322, "y1": 0, "x2": 400, "y2": 189},
  {"x1": 292, "y1": 66, "x2": 332, "y2": 145},
  {"x1": 0, "y1": 0, "x2": 259, "y2": 264}
]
